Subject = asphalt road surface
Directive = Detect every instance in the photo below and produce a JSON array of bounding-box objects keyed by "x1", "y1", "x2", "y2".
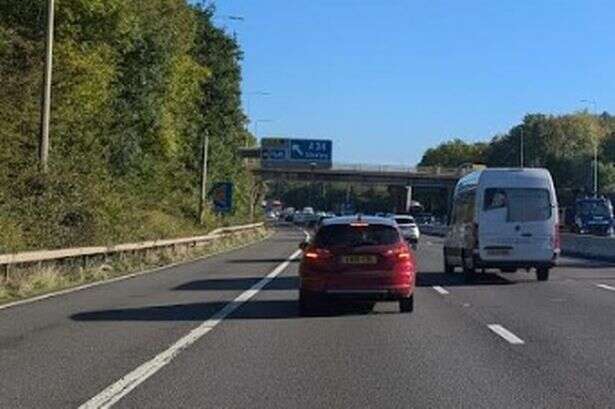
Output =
[{"x1": 2, "y1": 225, "x2": 615, "y2": 408}]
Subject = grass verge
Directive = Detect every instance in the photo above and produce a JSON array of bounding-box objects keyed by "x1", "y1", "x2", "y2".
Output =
[{"x1": 0, "y1": 227, "x2": 271, "y2": 306}]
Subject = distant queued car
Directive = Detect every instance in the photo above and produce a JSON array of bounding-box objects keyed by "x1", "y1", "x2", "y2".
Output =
[
  {"x1": 393, "y1": 215, "x2": 420, "y2": 247},
  {"x1": 298, "y1": 215, "x2": 416, "y2": 315}
]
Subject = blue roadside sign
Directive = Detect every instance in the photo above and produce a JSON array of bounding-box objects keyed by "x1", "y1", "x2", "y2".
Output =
[{"x1": 211, "y1": 182, "x2": 233, "y2": 213}]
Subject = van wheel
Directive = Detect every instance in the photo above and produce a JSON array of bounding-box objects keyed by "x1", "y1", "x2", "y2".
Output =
[
  {"x1": 443, "y1": 249, "x2": 455, "y2": 274},
  {"x1": 399, "y1": 295, "x2": 414, "y2": 313},
  {"x1": 536, "y1": 268, "x2": 550, "y2": 282},
  {"x1": 462, "y1": 251, "x2": 475, "y2": 282}
]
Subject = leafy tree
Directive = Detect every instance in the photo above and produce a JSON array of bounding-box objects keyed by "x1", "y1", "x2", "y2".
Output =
[{"x1": 419, "y1": 139, "x2": 487, "y2": 168}]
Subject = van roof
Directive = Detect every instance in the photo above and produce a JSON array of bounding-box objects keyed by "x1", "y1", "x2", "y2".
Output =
[{"x1": 456, "y1": 168, "x2": 553, "y2": 193}]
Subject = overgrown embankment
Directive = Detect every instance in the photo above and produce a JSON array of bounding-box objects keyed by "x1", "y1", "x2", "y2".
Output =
[{"x1": 0, "y1": 1, "x2": 260, "y2": 253}]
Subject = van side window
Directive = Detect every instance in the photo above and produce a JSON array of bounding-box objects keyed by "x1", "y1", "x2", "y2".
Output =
[{"x1": 484, "y1": 189, "x2": 507, "y2": 211}]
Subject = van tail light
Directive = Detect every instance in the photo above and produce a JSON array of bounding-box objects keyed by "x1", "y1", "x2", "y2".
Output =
[{"x1": 552, "y1": 223, "x2": 561, "y2": 251}]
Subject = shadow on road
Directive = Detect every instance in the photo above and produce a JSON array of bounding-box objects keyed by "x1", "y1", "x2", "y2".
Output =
[
  {"x1": 174, "y1": 276, "x2": 299, "y2": 291},
  {"x1": 556, "y1": 259, "x2": 615, "y2": 269},
  {"x1": 264, "y1": 237, "x2": 304, "y2": 244},
  {"x1": 71, "y1": 299, "x2": 375, "y2": 322},
  {"x1": 418, "y1": 271, "x2": 514, "y2": 287},
  {"x1": 226, "y1": 258, "x2": 301, "y2": 264}
]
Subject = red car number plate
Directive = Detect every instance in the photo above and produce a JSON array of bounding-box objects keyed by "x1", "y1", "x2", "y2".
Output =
[{"x1": 342, "y1": 255, "x2": 377, "y2": 264}]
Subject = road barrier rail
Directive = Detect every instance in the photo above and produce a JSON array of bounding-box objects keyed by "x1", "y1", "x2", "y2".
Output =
[
  {"x1": 0, "y1": 223, "x2": 265, "y2": 271},
  {"x1": 419, "y1": 224, "x2": 449, "y2": 237},
  {"x1": 559, "y1": 232, "x2": 615, "y2": 262},
  {"x1": 419, "y1": 224, "x2": 615, "y2": 262}
]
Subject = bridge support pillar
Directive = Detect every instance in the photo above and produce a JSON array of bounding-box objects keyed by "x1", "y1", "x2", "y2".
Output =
[
  {"x1": 405, "y1": 186, "x2": 413, "y2": 213},
  {"x1": 388, "y1": 185, "x2": 411, "y2": 214}
]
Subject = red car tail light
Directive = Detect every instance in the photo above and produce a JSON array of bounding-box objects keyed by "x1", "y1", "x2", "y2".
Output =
[
  {"x1": 385, "y1": 244, "x2": 414, "y2": 269},
  {"x1": 397, "y1": 248, "x2": 411, "y2": 260},
  {"x1": 303, "y1": 247, "x2": 333, "y2": 262},
  {"x1": 304, "y1": 251, "x2": 319, "y2": 259}
]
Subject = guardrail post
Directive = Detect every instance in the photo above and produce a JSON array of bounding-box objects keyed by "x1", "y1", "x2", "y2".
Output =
[{"x1": 3, "y1": 264, "x2": 9, "y2": 283}]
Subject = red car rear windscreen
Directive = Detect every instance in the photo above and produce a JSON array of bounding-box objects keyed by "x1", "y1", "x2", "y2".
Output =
[{"x1": 314, "y1": 224, "x2": 401, "y2": 247}]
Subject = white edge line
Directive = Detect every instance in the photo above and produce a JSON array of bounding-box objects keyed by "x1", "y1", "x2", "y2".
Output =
[
  {"x1": 596, "y1": 283, "x2": 615, "y2": 291},
  {"x1": 487, "y1": 324, "x2": 525, "y2": 345},
  {"x1": 432, "y1": 286, "x2": 449, "y2": 295},
  {"x1": 0, "y1": 232, "x2": 272, "y2": 312},
  {"x1": 80, "y1": 249, "x2": 302, "y2": 409}
]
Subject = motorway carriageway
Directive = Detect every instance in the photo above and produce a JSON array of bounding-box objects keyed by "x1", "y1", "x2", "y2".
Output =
[{"x1": 1, "y1": 225, "x2": 615, "y2": 408}]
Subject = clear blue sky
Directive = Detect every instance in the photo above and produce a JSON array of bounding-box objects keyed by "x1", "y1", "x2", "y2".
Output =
[{"x1": 212, "y1": 0, "x2": 615, "y2": 165}]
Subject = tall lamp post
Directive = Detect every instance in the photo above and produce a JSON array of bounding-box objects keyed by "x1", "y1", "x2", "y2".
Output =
[
  {"x1": 581, "y1": 99, "x2": 599, "y2": 196},
  {"x1": 39, "y1": 0, "x2": 55, "y2": 173},
  {"x1": 198, "y1": 130, "x2": 209, "y2": 224},
  {"x1": 519, "y1": 126, "x2": 524, "y2": 168}
]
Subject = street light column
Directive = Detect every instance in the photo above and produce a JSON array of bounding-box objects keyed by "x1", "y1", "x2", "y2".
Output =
[
  {"x1": 39, "y1": 0, "x2": 55, "y2": 173},
  {"x1": 581, "y1": 99, "x2": 599, "y2": 196},
  {"x1": 520, "y1": 127, "x2": 524, "y2": 168}
]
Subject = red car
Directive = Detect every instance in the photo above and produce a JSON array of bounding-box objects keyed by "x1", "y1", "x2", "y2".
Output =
[{"x1": 299, "y1": 216, "x2": 416, "y2": 315}]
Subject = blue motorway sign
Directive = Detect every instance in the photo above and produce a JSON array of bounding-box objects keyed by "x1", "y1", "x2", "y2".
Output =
[
  {"x1": 261, "y1": 138, "x2": 332, "y2": 169},
  {"x1": 211, "y1": 182, "x2": 233, "y2": 213},
  {"x1": 261, "y1": 148, "x2": 286, "y2": 161},
  {"x1": 289, "y1": 139, "x2": 332, "y2": 162}
]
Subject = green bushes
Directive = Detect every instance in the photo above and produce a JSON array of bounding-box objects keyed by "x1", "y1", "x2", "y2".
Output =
[{"x1": 0, "y1": 2, "x2": 258, "y2": 252}]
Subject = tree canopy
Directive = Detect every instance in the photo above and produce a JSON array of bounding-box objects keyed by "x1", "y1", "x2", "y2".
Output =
[
  {"x1": 419, "y1": 139, "x2": 488, "y2": 168},
  {"x1": 418, "y1": 112, "x2": 615, "y2": 203}
]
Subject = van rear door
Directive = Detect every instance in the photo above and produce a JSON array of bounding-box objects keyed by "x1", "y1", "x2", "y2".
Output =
[{"x1": 479, "y1": 188, "x2": 554, "y2": 262}]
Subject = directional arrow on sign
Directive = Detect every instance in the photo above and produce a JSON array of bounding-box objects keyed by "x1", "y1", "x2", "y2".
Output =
[{"x1": 291, "y1": 144, "x2": 304, "y2": 157}]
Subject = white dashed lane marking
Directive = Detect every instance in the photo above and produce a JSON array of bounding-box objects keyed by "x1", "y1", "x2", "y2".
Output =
[
  {"x1": 596, "y1": 283, "x2": 615, "y2": 292},
  {"x1": 432, "y1": 286, "x2": 450, "y2": 295},
  {"x1": 487, "y1": 324, "x2": 525, "y2": 345}
]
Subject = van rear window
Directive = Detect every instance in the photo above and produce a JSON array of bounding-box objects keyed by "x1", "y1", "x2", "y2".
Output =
[{"x1": 484, "y1": 188, "x2": 551, "y2": 222}]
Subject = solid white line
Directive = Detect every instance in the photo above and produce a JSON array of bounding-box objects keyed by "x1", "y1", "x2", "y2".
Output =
[
  {"x1": 487, "y1": 324, "x2": 525, "y2": 345},
  {"x1": 432, "y1": 286, "x2": 449, "y2": 295},
  {"x1": 79, "y1": 249, "x2": 302, "y2": 409},
  {"x1": 596, "y1": 283, "x2": 615, "y2": 292},
  {"x1": 0, "y1": 234, "x2": 272, "y2": 313}
]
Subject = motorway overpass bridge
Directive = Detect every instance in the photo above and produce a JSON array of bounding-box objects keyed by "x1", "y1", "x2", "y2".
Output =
[{"x1": 249, "y1": 162, "x2": 470, "y2": 212}]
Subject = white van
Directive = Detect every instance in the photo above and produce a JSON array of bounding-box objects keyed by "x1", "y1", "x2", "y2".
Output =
[{"x1": 443, "y1": 168, "x2": 560, "y2": 281}]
